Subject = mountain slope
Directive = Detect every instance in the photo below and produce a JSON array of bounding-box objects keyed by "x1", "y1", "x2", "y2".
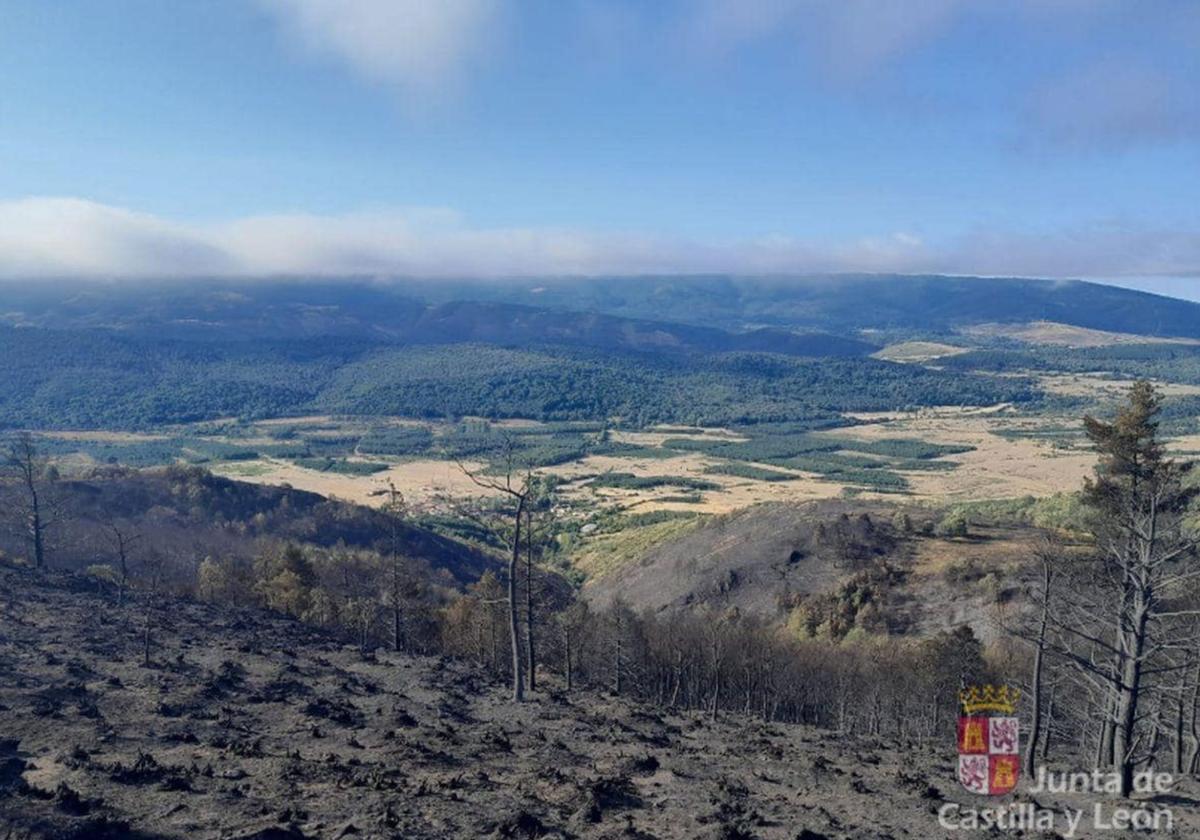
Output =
[
  {"x1": 8, "y1": 275, "x2": 1200, "y2": 342},
  {"x1": 581, "y1": 500, "x2": 1057, "y2": 643},
  {"x1": 0, "y1": 467, "x2": 494, "y2": 584},
  {"x1": 405, "y1": 301, "x2": 875, "y2": 357},
  {"x1": 397, "y1": 275, "x2": 1200, "y2": 337},
  {"x1": 6, "y1": 567, "x2": 1191, "y2": 839},
  {"x1": 0, "y1": 285, "x2": 875, "y2": 357}
]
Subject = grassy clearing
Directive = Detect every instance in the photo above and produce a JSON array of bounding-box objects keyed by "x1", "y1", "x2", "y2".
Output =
[
  {"x1": 211, "y1": 460, "x2": 275, "y2": 477},
  {"x1": 571, "y1": 515, "x2": 702, "y2": 580}
]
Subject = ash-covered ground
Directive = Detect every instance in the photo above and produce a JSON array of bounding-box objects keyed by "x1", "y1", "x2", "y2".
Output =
[{"x1": 1, "y1": 567, "x2": 1196, "y2": 839}]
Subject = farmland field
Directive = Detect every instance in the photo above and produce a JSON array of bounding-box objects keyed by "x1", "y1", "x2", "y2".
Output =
[{"x1": 30, "y1": 402, "x2": 1117, "y2": 515}]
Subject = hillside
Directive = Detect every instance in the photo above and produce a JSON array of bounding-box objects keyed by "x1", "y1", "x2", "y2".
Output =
[
  {"x1": 5, "y1": 274, "x2": 1197, "y2": 433},
  {"x1": 0, "y1": 466, "x2": 494, "y2": 585},
  {"x1": 0, "y1": 327, "x2": 1032, "y2": 430},
  {"x1": 0, "y1": 287, "x2": 873, "y2": 358},
  {"x1": 392, "y1": 275, "x2": 1200, "y2": 338},
  {"x1": 581, "y1": 501, "x2": 1052, "y2": 643},
  {"x1": 6, "y1": 276, "x2": 1200, "y2": 341},
  {"x1": 3, "y1": 567, "x2": 1193, "y2": 839}
]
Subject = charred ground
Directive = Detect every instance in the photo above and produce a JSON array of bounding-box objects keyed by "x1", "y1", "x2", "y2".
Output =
[{"x1": 3, "y1": 567, "x2": 1197, "y2": 840}]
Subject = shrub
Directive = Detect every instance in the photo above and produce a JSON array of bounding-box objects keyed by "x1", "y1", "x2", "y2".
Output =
[{"x1": 935, "y1": 512, "x2": 970, "y2": 539}]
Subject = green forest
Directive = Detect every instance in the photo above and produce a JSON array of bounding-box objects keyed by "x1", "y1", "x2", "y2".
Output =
[{"x1": 0, "y1": 326, "x2": 1035, "y2": 430}]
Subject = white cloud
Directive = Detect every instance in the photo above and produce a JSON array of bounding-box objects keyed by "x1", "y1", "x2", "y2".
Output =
[
  {"x1": 258, "y1": 0, "x2": 497, "y2": 94},
  {"x1": 2, "y1": 197, "x2": 1199, "y2": 282},
  {"x1": 0, "y1": 199, "x2": 234, "y2": 278}
]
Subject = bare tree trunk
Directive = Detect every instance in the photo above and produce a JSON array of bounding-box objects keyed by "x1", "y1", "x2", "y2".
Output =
[
  {"x1": 669, "y1": 658, "x2": 683, "y2": 707},
  {"x1": 563, "y1": 625, "x2": 572, "y2": 691},
  {"x1": 1187, "y1": 666, "x2": 1200, "y2": 775},
  {"x1": 13, "y1": 434, "x2": 48, "y2": 569},
  {"x1": 393, "y1": 599, "x2": 402, "y2": 653},
  {"x1": 452, "y1": 453, "x2": 531, "y2": 703},
  {"x1": 613, "y1": 626, "x2": 622, "y2": 696},
  {"x1": 1041, "y1": 689, "x2": 1054, "y2": 761},
  {"x1": 31, "y1": 508, "x2": 44, "y2": 569},
  {"x1": 1025, "y1": 552, "x2": 1052, "y2": 779},
  {"x1": 1175, "y1": 694, "x2": 1186, "y2": 776},
  {"x1": 710, "y1": 669, "x2": 719, "y2": 720},
  {"x1": 107, "y1": 524, "x2": 139, "y2": 608},
  {"x1": 524, "y1": 507, "x2": 536, "y2": 693},
  {"x1": 1098, "y1": 688, "x2": 1116, "y2": 770},
  {"x1": 1113, "y1": 600, "x2": 1149, "y2": 796},
  {"x1": 142, "y1": 594, "x2": 154, "y2": 666},
  {"x1": 508, "y1": 499, "x2": 525, "y2": 702}
]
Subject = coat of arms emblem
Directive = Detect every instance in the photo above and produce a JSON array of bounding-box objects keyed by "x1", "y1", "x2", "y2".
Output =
[{"x1": 957, "y1": 685, "x2": 1020, "y2": 796}]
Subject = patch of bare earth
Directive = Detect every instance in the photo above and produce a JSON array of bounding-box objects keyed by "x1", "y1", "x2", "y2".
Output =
[
  {"x1": 211, "y1": 457, "x2": 500, "y2": 508},
  {"x1": 872, "y1": 341, "x2": 970, "y2": 363}
]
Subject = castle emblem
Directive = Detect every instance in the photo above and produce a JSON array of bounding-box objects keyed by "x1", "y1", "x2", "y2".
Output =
[{"x1": 957, "y1": 685, "x2": 1020, "y2": 796}]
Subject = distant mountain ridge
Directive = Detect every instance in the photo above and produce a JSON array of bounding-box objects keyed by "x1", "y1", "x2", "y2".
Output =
[
  {"x1": 4, "y1": 275, "x2": 1194, "y2": 342},
  {"x1": 404, "y1": 300, "x2": 874, "y2": 357},
  {"x1": 398, "y1": 275, "x2": 1200, "y2": 338},
  {"x1": 0, "y1": 285, "x2": 877, "y2": 358}
]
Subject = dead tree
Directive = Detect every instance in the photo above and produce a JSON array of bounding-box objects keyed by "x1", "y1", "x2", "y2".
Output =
[
  {"x1": 521, "y1": 479, "x2": 557, "y2": 693},
  {"x1": 558, "y1": 600, "x2": 590, "y2": 692},
  {"x1": 105, "y1": 522, "x2": 141, "y2": 607},
  {"x1": 704, "y1": 609, "x2": 731, "y2": 719},
  {"x1": 1020, "y1": 539, "x2": 1056, "y2": 779},
  {"x1": 455, "y1": 443, "x2": 534, "y2": 703},
  {"x1": 140, "y1": 551, "x2": 166, "y2": 667},
  {"x1": 1049, "y1": 382, "x2": 1200, "y2": 796},
  {"x1": 370, "y1": 482, "x2": 411, "y2": 653},
  {"x1": 604, "y1": 598, "x2": 640, "y2": 697},
  {"x1": 4, "y1": 433, "x2": 59, "y2": 569},
  {"x1": 525, "y1": 505, "x2": 537, "y2": 691}
]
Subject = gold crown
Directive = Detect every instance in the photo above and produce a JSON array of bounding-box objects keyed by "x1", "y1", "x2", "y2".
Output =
[{"x1": 959, "y1": 685, "x2": 1019, "y2": 715}]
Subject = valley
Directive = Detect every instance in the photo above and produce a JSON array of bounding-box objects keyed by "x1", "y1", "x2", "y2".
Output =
[
  {"x1": 27, "y1": 403, "x2": 1096, "y2": 519},
  {"x1": 9, "y1": 11, "x2": 1200, "y2": 835},
  {"x1": 5, "y1": 275, "x2": 1200, "y2": 836}
]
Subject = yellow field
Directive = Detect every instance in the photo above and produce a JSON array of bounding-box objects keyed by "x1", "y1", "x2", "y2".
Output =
[
  {"x1": 812, "y1": 413, "x2": 1096, "y2": 501},
  {"x1": 214, "y1": 457, "x2": 493, "y2": 507},
  {"x1": 873, "y1": 341, "x2": 970, "y2": 363},
  {"x1": 961, "y1": 320, "x2": 1200, "y2": 348},
  {"x1": 1036, "y1": 373, "x2": 1200, "y2": 398},
  {"x1": 204, "y1": 409, "x2": 1113, "y2": 515}
]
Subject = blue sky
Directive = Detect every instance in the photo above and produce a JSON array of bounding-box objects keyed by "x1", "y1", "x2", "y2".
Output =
[{"x1": 0, "y1": 1, "x2": 1198, "y2": 295}]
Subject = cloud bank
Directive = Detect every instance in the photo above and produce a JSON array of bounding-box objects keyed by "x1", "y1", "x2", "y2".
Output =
[{"x1": 2, "y1": 197, "x2": 1198, "y2": 282}]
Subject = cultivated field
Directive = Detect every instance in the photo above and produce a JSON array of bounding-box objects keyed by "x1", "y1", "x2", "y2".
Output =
[
  {"x1": 32, "y1": 406, "x2": 1114, "y2": 516},
  {"x1": 189, "y1": 409, "x2": 1107, "y2": 515}
]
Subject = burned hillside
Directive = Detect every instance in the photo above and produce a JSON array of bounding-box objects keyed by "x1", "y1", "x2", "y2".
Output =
[
  {"x1": 4, "y1": 567, "x2": 1196, "y2": 840},
  {"x1": 0, "y1": 465, "x2": 494, "y2": 586}
]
